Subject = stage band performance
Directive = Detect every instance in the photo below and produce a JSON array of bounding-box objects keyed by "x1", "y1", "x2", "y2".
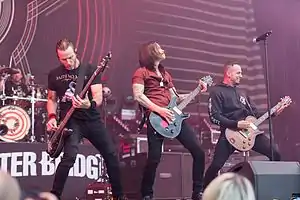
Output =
[
  {"x1": 0, "y1": 6, "x2": 297, "y2": 199},
  {"x1": 0, "y1": 37, "x2": 293, "y2": 200}
]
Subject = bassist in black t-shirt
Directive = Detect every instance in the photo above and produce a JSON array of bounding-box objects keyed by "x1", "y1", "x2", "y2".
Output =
[{"x1": 46, "y1": 38, "x2": 126, "y2": 200}]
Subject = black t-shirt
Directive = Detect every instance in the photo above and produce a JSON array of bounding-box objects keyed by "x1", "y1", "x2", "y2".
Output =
[{"x1": 48, "y1": 63, "x2": 102, "y2": 120}]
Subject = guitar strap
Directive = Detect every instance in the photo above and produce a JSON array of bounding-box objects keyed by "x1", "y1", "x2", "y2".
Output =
[
  {"x1": 243, "y1": 94, "x2": 255, "y2": 116},
  {"x1": 137, "y1": 105, "x2": 147, "y2": 134},
  {"x1": 171, "y1": 87, "x2": 180, "y2": 98},
  {"x1": 74, "y1": 64, "x2": 88, "y2": 96}
]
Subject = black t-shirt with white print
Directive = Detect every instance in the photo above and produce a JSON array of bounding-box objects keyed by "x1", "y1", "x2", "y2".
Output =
[{"x1": 48, "y1": 63, "x2": 101, "y2": 121}]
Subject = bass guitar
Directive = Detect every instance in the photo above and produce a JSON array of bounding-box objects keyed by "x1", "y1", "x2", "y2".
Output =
[{"x1": 47, "y1": 52, "x2": 112, "y2": 158}]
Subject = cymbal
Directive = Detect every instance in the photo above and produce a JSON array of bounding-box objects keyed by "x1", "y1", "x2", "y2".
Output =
[
  {"x1": 5, "y1": 96, "x2": 47, "y2": 102},
  {"x1": 28, "y1": 83, "x2": 46, "y2": 88},
  {"x1": 0, "y1": 67, "x2": 20, "y2": 75}
]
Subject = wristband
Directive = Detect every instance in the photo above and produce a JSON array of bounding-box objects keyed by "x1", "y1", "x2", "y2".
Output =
[
  {"x1": 90, "y1": 100, "x2": 97, "y2": 109},
  {"x1": 48, "y1": 113, "x2": 57, "y2": 120}
]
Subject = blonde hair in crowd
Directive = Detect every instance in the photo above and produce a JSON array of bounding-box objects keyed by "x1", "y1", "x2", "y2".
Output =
[
  {"x1": 202, "y1": 172, "x2": 256, "y2": 200},
  {"x1": 0, "y1": 170, "x2": 21, "y2": 200}
]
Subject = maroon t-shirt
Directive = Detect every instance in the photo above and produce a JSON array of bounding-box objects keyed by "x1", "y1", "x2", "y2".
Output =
[{"x1": 132, "y1": 66, "x2": 174, "y2": 109}]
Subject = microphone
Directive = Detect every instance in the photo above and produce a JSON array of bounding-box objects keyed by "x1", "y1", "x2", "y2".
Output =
[{"x1": 253, "y1": 30, "x2": 272, "y2": 43}]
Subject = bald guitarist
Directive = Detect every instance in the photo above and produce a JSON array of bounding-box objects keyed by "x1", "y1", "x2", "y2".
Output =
[{"x1": 203, "y1": 61, "x2": 289, "y2": 190}]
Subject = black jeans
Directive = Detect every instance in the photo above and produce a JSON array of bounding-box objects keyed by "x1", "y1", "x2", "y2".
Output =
[
  {"x1": 203, "y1": 131, "x2": 281, "y2": 189},
  {"x1": 141, "y1": 121, "x2": 205, "y2": 197},
  {"x1": 51, "y1": 118, "x2": 123, "y2": 198}
]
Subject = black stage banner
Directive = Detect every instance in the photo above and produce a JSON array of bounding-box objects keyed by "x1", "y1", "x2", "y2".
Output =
[{"x1": 0, "y1": 142, "x2": 104, "y2": 200}]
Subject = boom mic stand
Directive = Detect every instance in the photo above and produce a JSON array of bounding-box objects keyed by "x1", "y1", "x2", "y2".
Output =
[
  {"x1": 102, "y1": 96, "x2": 108, "y2": 128},
  {"x1": 254, "y1": 30, "x2": 274, "y2": 160}
]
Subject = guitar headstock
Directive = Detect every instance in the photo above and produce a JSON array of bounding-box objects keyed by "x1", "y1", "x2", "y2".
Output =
[
  {"x1": 201, "y1": 75, "x2": 213, "y2": 86},
  {"x1": 98, "y1": 52, "x2": 112, "y2": 70},
  {"x1": 279, "y1": 96, "x2": 292, "y2": 107}
]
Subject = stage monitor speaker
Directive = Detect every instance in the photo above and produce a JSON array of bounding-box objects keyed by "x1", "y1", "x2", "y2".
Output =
[
  {"x1": 120, "y1": 152, "x2": 193, "y2": 200},
  {"x1": 228, "y1": 161, "x2": 300, "y2": 200}
]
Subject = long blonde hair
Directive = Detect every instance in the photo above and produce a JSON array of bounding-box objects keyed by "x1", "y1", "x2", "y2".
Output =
[{"x1": 203, "y1": 172, "x2": 256, "y2": 200}]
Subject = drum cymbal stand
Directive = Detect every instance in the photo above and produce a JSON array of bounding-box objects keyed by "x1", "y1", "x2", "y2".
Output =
[
  {"x1": 0, "y1": 73, "x2": 10, "y2": 105},
  {"x1": 27, "y1": 76, "x2": 48, "y2": 143},
  {"x1": 29, "y1": 83, "x2": 37, "y2": 142},
  {"x1": 24, "y1": 73, "x2": 37, "y2": 142}
]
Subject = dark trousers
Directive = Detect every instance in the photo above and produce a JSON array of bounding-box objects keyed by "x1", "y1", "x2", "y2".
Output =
[
  {"x1": 203, "y1": 131, "x2": 281, "y2": 189},
  {"x1": 51, "y1": 118, "x2": 123, "y2": 198},
  {"x1": 141, "y1": 121, "x2": 205, "y2": 197}
]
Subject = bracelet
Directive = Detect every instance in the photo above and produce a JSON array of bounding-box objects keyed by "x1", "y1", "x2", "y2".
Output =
[
  {"x1": 90, "y1": 100, "x2": 97, "y2": 109},
  {"x1": 48, "y1": 113, "x2": 57, "y2": 120}
]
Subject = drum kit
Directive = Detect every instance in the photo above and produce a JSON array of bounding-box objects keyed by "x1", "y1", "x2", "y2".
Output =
[{"x1": 0, "y1": 67, "x2": 48, "y2": 143}]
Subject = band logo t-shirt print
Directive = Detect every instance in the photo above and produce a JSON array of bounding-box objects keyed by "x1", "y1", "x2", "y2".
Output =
[
  {"x1": 240, "y1": 96, "x2": 246, "y2": 105},
  {"x1": 47, "y1": 64, "x2": 101, "y2": 120},
  {"x1": 61, "y1": 81, "x2": 76, "y2": 103}
]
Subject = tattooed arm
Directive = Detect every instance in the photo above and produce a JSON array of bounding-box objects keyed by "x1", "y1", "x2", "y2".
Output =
[
  {"x1": 132, "y1": 83, "x2": 161, "y2": 113},
  {"x1": 47, "y1": 90, "x2": 58, "y2": 115},
  {"x1": 90, "y1": 84, "x2": 103, "y2": 106},
  {"x1": 133, "y1": 83, "x2": 174, "y2": 123}
]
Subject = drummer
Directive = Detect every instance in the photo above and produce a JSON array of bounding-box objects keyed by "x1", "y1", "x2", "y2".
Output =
[{"x1": 0, "y1": 68, "x2": 30, "y2": 106}]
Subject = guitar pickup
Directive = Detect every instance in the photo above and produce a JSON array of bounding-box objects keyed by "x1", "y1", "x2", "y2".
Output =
[
  {"x1": 172, "y1": 107, "x2": 182, "y2": 115},
  {"x1": 249, "y1": 123, "x2": 257, "y2": 130}
]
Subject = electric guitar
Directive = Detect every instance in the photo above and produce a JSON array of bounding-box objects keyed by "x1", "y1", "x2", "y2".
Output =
[
  {"x1": 225, "y1": 96, "x2": 292, "y2": 152},
  {"x1": 47, "y1": 52, "x2": 112, "y2": 158},
  {"x1": 149, "y1": 76, "x2": 213, "y2": 138}
]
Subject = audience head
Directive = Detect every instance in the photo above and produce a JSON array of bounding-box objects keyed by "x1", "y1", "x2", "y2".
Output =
[
  {"x1": 203, "y1": 172, "x2": 256, "y2": 200},
  {"x1": 0, "y1": 170, "x2": 21, "y2": 200}
]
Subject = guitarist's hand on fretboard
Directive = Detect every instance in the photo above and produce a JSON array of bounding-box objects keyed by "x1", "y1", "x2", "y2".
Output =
[
  {"x1": 72, "y1": 94, "x2": 91, "y2": 109},
  {"x1": 198, "y1": 79, "x2": 208, "y2": 93},
  {"x1": 274, "y1": 96, "x2": 292, "y2": 116},
  {"x1": 157, "y1": 107, "x2": 175, "y2": 124}
]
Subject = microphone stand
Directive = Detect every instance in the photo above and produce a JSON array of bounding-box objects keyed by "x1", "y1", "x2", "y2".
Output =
[
  {"x1": 103, "y1": 96, "x2": 108, "y2": 128},
  {"x1": 196, "y1": 95, "x2": 202, "y2": 140},
  {"x1": 262, "y1": 38, "x2": 274, "y2": 161}
]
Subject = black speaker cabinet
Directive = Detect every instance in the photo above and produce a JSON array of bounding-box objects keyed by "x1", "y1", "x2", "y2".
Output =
[
  {"x1": 120, "y1": 152, "x2": 193, "y2": 200},
  {"x1": 228, "y1": 161, "x2": 300, "y2": 200}
]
